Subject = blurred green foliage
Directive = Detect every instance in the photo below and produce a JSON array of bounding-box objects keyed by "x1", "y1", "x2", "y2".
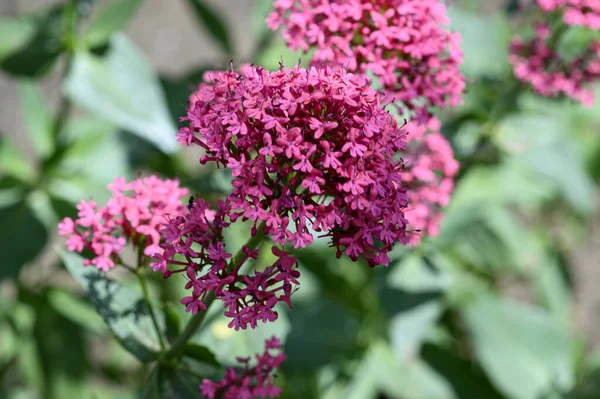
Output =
[{"x1": 0, "y1": 0, "x2": 599, "y2": 398}]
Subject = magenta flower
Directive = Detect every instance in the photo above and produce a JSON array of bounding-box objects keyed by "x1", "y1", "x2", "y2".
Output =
[
  {"x1": 200, "y1": 336, "x2": 285, "y2": 399},
  {"x1": 267, "y1": 0, "x2": 465, "y2": 117},
  {"x1": 152, "y1": 197, "x2": 300, "y2": 330},
  {"x1": 58, "y1": 176, "x2": 188, "y2": 271},
  {"x1": 179, "y1": 64, "x2": 410, "y2": 267},
  {"x1": 402, "y1": 118, "x2": 459, "y2": 245},
  {"x1": 509, "y1": 24, "x2": 600, "y2": 106},
  {"x1": 536, "y1": 0, "x2": 600, "y2": 29}
]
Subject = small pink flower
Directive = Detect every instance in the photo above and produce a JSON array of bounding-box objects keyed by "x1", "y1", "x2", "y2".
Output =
[
  {"x1": 58, "y1": 176, "x2": 188, "y2": 271},
  {"x1": 180, "y1": 64, "x2": 410, "y2": 267},
  {"x1": 199, "y1": 336, "x2": 285, "y2": 399},
  {"x1": 268, "y1": 0, "x2": 465, "y2": 117}
]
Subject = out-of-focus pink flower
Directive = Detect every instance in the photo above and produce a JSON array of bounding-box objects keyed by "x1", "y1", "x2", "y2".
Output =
[
  {"x1": 402, "y1": 118, "x2": 459, "y2": 245},
  {"x1": 536, "y1": 0, "x2": 600, "y2": 29},
  {"x1": 200, "y1": 336, "x2": 285, "y2": 399},
  {"x1": 58, "y1": 176, "x2": 188, "y2": 271},
  {"x1": 179, "y1": 63, "x2": 410, "y2": 267},
  {"x1": 509, "y1": 24, "x2": 600, "y2": 106},
  {"x1": 152, "y1": 197, "x2": 300, "y2": 330},
  {"x1": 268, "y1": 0, "x2": 465, "y2": 117}
]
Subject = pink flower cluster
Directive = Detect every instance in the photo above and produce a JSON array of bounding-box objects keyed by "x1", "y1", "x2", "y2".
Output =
[
  {"x1": 402, "y1": 118, "x2": 458, "y2": 245},
  {"x1": 152, "y1": 198, "x2": 300, "y2": 330},
  {"x1": 200, "y1": 337, "x2": 285, "y2": 399},
  {"x1": 58, "y1": 176, "x2": 188, "y2": 271},
  {"x1": 510, "y1": 24, "x2": 600, "y2": 106},
  {"x1": 536, "y1": 0, "x2": 600, "y2": 29},
  {"x1": 267, "y1": 0, "x2": 465, "y2": 117},
  {"x1": 179, "y1": 64, "x2": 410, "y2": 267}
]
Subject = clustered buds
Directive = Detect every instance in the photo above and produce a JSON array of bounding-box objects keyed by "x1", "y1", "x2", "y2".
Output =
[
  {"x1": 267, "y1": 0, "x2": 465, "y2": 118},
  {"x1": 200, "y1": 337, "x2": 285, "y2": 399},
  {"x1": 510, "y1": 5, "x2": 600, "y2": 105},
  {"x1": 58, "y1": 176, "x2": 188, "y2": 271},
  {"x1": 403, "y1": 118, "x2": 458, "y2": 245},
  {"x1": 179, "y1": 64, "x2": 410, "y2": 267},
  {"x1": 152, "y1": 198, "x2": 300, "y2": 330}
]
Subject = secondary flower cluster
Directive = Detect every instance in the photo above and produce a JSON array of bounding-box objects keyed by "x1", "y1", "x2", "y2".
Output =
[
  {"x1": 267, "y1": 0, "x2": 465, "y2": 117},
  {"x1": 509, "y1": 24, "x2": 600, "y2": 105},
  {"x1": 179, "y1": 64, "x2": 410, "y2": 267},
  {"x1": 152, "y1": 197, "x2": 300, "y2": 330},
  {"x1": 536, "y1": 0, "x2": 600, "y2": 29},
  {"x1": 200, "y1": 337, "x2": 285, "y2": 399},
  {"x1": 403, "y1": 118, "x2": 458, "y2": 245},
  {"x1": 58, "y1": 176, "x2": 188, "y2": 271}
]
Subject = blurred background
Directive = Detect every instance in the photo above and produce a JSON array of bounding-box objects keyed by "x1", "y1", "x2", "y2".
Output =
[{"x1": 0, "y1": 0, "x2": 599, "y2": 398}]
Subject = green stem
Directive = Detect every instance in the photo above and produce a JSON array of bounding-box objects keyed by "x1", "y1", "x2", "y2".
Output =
[
  {"x1": 167, "y1": 221, "x2": 268, "y2": 359},
  {"x1": 137, "y1": 268, "x2": 167, "y2": 352}
]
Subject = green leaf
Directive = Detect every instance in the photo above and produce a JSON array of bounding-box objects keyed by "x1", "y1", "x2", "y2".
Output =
[
  {"x1": 59, "y1": 250, "x2": 162, "y2": 362},
  {"x1": 0, "y1": 202, "x2": 48, "y2": 281},
  {"x1": 194, "y1": 304, "x2": 290, "y2": 366},
  {"x1": 64, "y1": 35, "x2": 178, "y2": 153},
  {"x1": 447, "y1": 7, "x2": 510, "y2": 78},
  {"x1": 463, "y1": 295, "x2": 575, "y2": 399},
  {"x1": 182, "y1": 343, "x2": 220, "y2": 367},
  {"x1": 47, "y1": 288, "x2": 107, "y2": 334},
  {"x1": 32, "y1": 300, "x2": 90, "y2": 399},
  {"x1": 284, "y1": 298, "x2": 359, "y2": 372},
  {"x1": 0, "y1": 6, "x2": 64, "y2": 77},
  {"x1": 185, "y1": 0, "x2": 233, "y2": 55},
  {"x1": 389, "y1": 301, "x2": 443, "y2": 362},
  {"x1": 164, "y1": 305, "x2": 181, "y2": 344},
  {"x1": 157, "y1": 367, "x2": 200, "y2": 399},
  {"x1": 422, "y1": 344, "x2": 505, "y2": 399},
  {"x1": 0, "y1": 137, "x2": 37, "y2": 184},
  {"x1": 495, "y1": 114, "x2": 567, "y2": 153},
  {"x1": 343, "y1": 342, "x2": 457, "y2": 399},
  {"x1": 0, "y1": 17, "x2": 36, "y2": 62},
  {"x1": 533, "y1": 255, "x2": 573, "y2": 326},
  {"x1": 388, "y1": 254, "x2": 453, "y2": 293},
  {"x1": 17, "y1": 80, "x2": 54, "y2": 158},
  {"x1": 48, "y1": 117, "x2": 131, "y2": 204},
  {"x1": 84, "y1": 0, "x2": 143, "y2": 47},
  {"x1": 514, "y1": 141, "x2": 596, "y2": 214}
]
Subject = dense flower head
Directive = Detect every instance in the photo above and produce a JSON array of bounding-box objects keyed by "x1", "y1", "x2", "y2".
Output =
[
  {"x1": 509, "y1": 24, "x2": 600, "y2": 106},
  {"x1": 267, "y1": 0, "x2": 465, "y2": 117},
  {"x1": 535, "y1": 0, "x2": 600, "y2": 29},
  {"x1": 152, "y1": 197, "x2": 300, "y2": 330},
  {"x1": 402, "y1": 118, "x2": 458, "y2": 245},
  {"x1": 179, "y1": 63, "x2": 410, "y2": 267},
  {"x1": 58, "y1": 176, "x2": 188, "y2": 271},
  {"x1": 200, "y1": 336, "x2": 285, "y2": 399}
]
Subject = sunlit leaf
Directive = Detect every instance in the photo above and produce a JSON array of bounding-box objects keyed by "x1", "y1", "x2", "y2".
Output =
[
  {"x1": 60, "y1": 250, "x2": 162, "y2": 362},
  {"x1": 463, "y1": 295, "x2": 575, "y2": 399},
  {"x1": 17, "y1": 80, "x2": 54, "y2": 158},
  {"x1": 64, "y1": 35, "x2": 178, "y2": 153}
]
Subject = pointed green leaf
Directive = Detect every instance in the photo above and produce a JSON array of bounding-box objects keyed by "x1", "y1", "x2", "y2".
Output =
[
  {"x1": 84, "y1": 0, "x2": 143, "y2": 47},
  {"x1": 64, "y1": 35, "x2": 178, "y2": 153},
  {"x1": 0, "y1": 137, "x2": 37, "y2": 183},
  {"x1": 0, "y1": 17, "x2": 36, "y2": 62},
  {"x1": 0, "y1": 202, "x2": 48, "y2": 281},
  {"x1": 17, "y1": 80, "x2": 54, "y2": 158},
  {"x1": 182, "y1": 343, "x2": 220, "y2": 367},
  {"x1": 464, "y1": 295, "x2": 575, "y2": 399},
  {"x1": 59, "y1": 250, "x2": 162, "y2": 362},
  {"x1": 389, "y1": 301, "x2": 443, "y2": 362}
]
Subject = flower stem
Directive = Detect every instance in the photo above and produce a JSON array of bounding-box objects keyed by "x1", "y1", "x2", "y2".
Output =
[
  {"x1": 136, "y1": 268, "x2": 167, "y2": 352},
  {"x1": 167, "y1": 221, "x2": 268, "y2": 359},
  {"x1": 167, "y1": 291, "x2": 216, "y2": 359}
]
